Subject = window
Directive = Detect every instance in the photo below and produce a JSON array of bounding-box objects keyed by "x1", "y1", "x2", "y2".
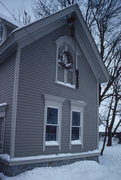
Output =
[
  {"x1": 72, "y1": 111, "x2": 81, "y2": 141},
  {"x1": 46, "y1": 107, "x2": 59, "y2": 142},
  {"x1": 0, "y1": 117, "x2": 4, "y2": 153},
  {"x1": 56, "y1": 36, "x2": 76, "y2": 88},
  {"x1": 43, "y1": 94, "x2": 65, "y2": 150},
  {"x1": 70, "y1": 100, "x2": 86, "y2": 147}
]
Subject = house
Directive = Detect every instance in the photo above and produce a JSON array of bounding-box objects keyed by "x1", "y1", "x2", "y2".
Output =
[{"x1": 0, "y1": 4, "x2": 109, "y2": 176}]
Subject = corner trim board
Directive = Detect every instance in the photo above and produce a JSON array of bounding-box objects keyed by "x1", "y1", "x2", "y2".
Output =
[{"x1": 10, "y1": 45, "x2": 21, "y2": 158}]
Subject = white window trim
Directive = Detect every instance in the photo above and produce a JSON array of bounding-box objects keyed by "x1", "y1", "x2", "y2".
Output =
[
  {"x1": 71, "y1": 110, "x2": 82, "y2": 144},
  {"x1": 43, "y1": 94, "x2": 65, "y2": 151},
  {"x1": 55, "y1": 35, "x2": 79, "y2": 88},
  {"x1": 0, "y1": 116, "x2": 5, "y2": 145},
  {"x1": 0, "y1": 103, "x2": 7, "y2": 154},
  {"x1": 70, "y1": 100, "x2": 86, "y2": 149}
]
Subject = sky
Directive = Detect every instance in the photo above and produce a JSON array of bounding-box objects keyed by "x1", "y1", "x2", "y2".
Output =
[{"x1": 0, "y1": 0, "x2": 33, "y2": 18}]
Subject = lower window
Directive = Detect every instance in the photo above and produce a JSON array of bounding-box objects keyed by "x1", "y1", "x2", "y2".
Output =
[
  {"x1": 43, "y1": 94, "x2": 64, "y2": 150},
  {"x1": 46, "y1": 107, "x2": 58, "y2": 142},
  {"x1": 72, "y1": 111, "x2": 81, "y2": 141},
  {"x1": 0, "y1": 117, "x2": 4, "y2": 153}
]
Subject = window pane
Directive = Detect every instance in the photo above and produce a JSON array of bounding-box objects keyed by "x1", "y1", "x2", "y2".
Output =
[
  {"x1": 0, "y1": 25, "x2": 3, "y2": 38},
  {"x1": 58, "y1": 66, "x2": 64, "y2": 82},
  {"x1": 47, "y1": 107, "x2": 58, "y2": 124},
  {"x1": 67, "y1": 70, "x2": 73, "y2": 84},
  {"x1": 0, "y1": 118, "x2": 3, "y2": 142},
  {"x1": 72, "y1": 112, "x2": 80, "y2": 126},
  {"x1": 72, "y1": 127, "x2": 79, "y2": 140},
  {"x1": 59, "y1": 45, "x2": 65, "y2": 54},
  {"x1": 46, "y1": 125, "x2": 57, "y2": 141}
]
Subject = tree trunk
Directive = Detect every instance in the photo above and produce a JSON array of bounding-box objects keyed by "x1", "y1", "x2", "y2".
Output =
[{"x1": 107, "y1": 127, "x2": 112, "y2": 146}]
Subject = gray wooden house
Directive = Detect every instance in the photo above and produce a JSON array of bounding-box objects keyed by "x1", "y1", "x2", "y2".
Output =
[{"x1": 0, "y1": 4, "x2": 109, "y2": 176}]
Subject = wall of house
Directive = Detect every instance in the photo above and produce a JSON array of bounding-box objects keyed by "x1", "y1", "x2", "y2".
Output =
[
  {"x1": 0, "y1": 52, "x2": 16, "y2": 154},
  {"x1": 14, "y1": 25, "x2": 98, "y2": 157}
]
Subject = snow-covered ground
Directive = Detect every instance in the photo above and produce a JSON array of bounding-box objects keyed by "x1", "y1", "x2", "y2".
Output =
[{"x1": 0, "y1": 141, "x2": 121, "y2": 180}]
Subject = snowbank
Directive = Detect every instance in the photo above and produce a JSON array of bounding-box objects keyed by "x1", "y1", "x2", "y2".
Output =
[{"x1": 0, "y1": 142, "x2": 121, "y2": 180}]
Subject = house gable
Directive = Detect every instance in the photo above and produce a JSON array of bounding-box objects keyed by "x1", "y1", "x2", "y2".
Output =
[{"x1": 0, "y1": 4, "x2": 109, "y2": 83}]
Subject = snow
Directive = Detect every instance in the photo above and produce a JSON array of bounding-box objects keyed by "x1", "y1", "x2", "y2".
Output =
[
  {"x1": 0, "y1": 150, "x2": 99, "y2": 162},
  {"x1": 0, "y1": 103, "x2": 7, "y2": 107},
  {"x1": 0, "y1": 154, "x2": 10, "y2": 161},
  {"x1": 0, "y1": 13, "x2": 19, "y2": 27},
  {"x1": 71, "y1": 140, "x2": 82, "y2": 145},
  {"x1": 0, "y1": 141, "x2": 121, "y2": 180},
  {"x1": 56, "y1": 81, "x2": 75, "y2": 88},
  {"x1": 45, "y1": 141, "x2": 59, "y2": 146}
]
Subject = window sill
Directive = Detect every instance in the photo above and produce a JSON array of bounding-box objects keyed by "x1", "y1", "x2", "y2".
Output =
[
  {"x1": 55, "y1": 81, "x2": 76, "y2": 89},
  {"x1": 71, "y1": 140, "x2": 82, "y2": 145},
  {"x1": 45, "y1": 141, "x2": 59, "y2": 146}
]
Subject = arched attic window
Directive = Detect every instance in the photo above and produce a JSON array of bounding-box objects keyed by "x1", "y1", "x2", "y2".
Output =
[{"x1": 55, "y1": 35, "x2": 77, "y2": 88}]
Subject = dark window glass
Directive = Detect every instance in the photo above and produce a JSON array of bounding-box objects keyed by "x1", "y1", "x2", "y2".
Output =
[
  {"x1": 0, "y1": 117, "x2": 4, "y2": 142},
  {"x1": 0, "y1": 25, "x2": 3, "y2": 38},
  {"x1": 47, "y1": 107, "x2": 58, "y2": 124},
  {"x1": 46, "y1": 125, "x2": 57, "y2": 141},
  {"x1": 72, "y1": 127, "x2": 79, "y2": 140},
  {"x1": 67, "y1": 70, "x2": 73, "y2": 84},
  {"x1": 58, "y1": 66, "x2": 64, "y2": 82},
  {"x1": 72, "y1": 111, "x2": 80, "y2": 126}
]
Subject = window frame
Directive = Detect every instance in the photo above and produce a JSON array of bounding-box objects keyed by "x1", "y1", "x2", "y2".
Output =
[
  {"x1": 70, "y1": 100, "x2": 86, "y2": 149},
  {"x1": 43, "y1": 94, "x2": 65, "y2": 151},
  {"x1": 45, "y1": 106, "x2": 59, "y2": 144},
  {"x1": 55, "y1": 35, "x2": 78, "y2": 89},
  {"x1": 71, "y1": 110, "x2": 81, "y2": 142},
  {"x1": 0, "y1": 111, "x2": 5, "y2": 154}
]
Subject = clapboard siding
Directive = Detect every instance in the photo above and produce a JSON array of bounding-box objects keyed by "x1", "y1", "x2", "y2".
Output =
[
  {"x1": 0, "y1": 52, "x2": 16, "y2": 154},
  {"x1": 15, "y1": 25, "x2": 97, "y2": 157}
]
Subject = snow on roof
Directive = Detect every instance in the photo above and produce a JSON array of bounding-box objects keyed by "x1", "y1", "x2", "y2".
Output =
[{"x1": 0, "y1": 13, "x2": 19, "y2": 27}]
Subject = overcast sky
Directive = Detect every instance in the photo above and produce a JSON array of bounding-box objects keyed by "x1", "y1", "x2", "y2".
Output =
[{"x1": 0, "y1": 0, "x2": 33, "y2": 17}]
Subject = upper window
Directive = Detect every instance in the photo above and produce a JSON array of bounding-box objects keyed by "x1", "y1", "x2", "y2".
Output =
[{"x1": 56, "y1": 36, "x2": 76, "y2": 88}]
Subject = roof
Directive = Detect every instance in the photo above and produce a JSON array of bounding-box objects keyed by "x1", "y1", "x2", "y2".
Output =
[
  {"x1": 0, "y1": 13, "x2": 19, "y2": 28},
  {"x1": 0, "y1": 4, "x2": 109, "y2": 83}
]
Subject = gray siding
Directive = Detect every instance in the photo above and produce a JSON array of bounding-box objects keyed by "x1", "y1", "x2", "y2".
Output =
[
  {"x1": 0, "y1": 52, "x2": 16, "y2": 154},
  {"x1": 15, "y1": 25, "x2": 98, "y2": 157}
]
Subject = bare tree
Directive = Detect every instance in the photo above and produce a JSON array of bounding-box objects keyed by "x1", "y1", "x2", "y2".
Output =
[
  {"x1": 12, "y1": 8, "x2": 31, "y2": 26},
  {"x1": 100, "y1": 94, "x2": 114, "y2": 155},
  {"x1": 107, "y1": 76, "x2": 121, "y2": 145},
  {"x1": 32, "y1": 0, "x2": 77, "y2": 19}
]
